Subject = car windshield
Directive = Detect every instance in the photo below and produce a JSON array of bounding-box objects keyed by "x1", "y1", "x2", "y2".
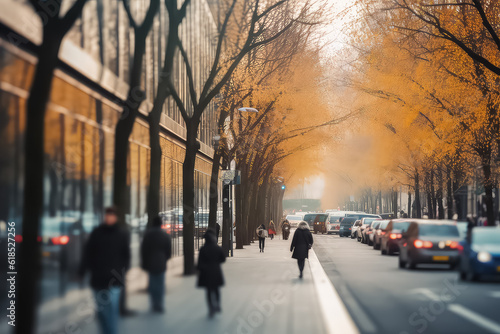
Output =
[
  {"x1": 372, "y1": 222, "x2": 381, "y2": 229},
  {"x1": 341, "y1": 218, "x2": 355, "y2": 225},
  {"x1": 287, "y1": 216, "x2": 301, "y2": 220},
  {"x1": 363, "y1": 218, "x2": 375, "y2": 225},
  {"x1": 379, "y1": 221, "x2": 390, "y2": 229},
  {"x1": 472, "y1": 229, "x2": 500, "y2": 245},
  {"x1": 418, "y1": 224, "x2": 459, "y2": 237},
  {"x1": 329, "y1": 216, "x2": 342, "y2": 223},
  {"x1": 392, "y1": 221, "x2": 410, "y2": 231}
]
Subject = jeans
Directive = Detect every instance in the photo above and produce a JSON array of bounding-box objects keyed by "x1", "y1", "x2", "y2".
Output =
[
  {"x1": 206, "y1": 287, "x2": 220, "y2": 312},
  {"x1": 259, "y1": 237, "x2": 265, "y2": 251},
  {"x1": 93, "y1": 286, "x2": 121, "y2": 334},
  {"x1": 148, "y1": 272, "x2": 166, "y2": 311},
  {"x1": 297, "y1": 258, "x2": 305, "y2": 274}
]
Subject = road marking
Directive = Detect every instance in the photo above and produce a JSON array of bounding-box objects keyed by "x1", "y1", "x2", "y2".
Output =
[
  {"x1": 489, "y1": 291, "x2": 500, "y2": 298},
  {"x1": 309, "y1": 249, "x2": 360, "y2": 334},
  {"x1": 448, "y1": 304, "x2": 500, "y2": 334},
  {"x1": 410, "y1": 288, "x2": 442, "y2": 302}
]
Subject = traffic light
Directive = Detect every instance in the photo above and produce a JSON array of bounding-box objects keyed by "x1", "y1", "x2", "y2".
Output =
[{"x1": 281, "y1": 185, "x2": 286, "y2": 190}]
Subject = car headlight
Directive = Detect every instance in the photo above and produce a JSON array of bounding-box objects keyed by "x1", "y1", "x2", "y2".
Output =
[{"x1": 477, "y1": 251, "x2": 492, "y2": 263}]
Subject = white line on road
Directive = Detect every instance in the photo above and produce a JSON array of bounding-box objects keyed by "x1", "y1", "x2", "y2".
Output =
[
  {"x1": 448, "y1": 304, "x2": 500, "y2": 334},
  {"x1": 309, "y1": 249, "x2": 360, "y2": 334},
  {"x1": 411, "y1": 288, "x2": 442, "y2": 302},
  {"x1": 489, "y1": 291, "x2": 500, "y2": 298}
]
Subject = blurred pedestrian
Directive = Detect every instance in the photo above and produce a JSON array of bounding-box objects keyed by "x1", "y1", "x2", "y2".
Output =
[
  {"x1": 79, "y1": 207, "x2": 130, "y2": 334},
  {"x1": 282, "y1": 220, "x2": 291, "y2": 240},
  {"x1": 215, "y1": 222, "x2": 221, "y2": 241},
  {"x1": 256, "y1": 224, "x2": 268, "y2": 252},
  {"x1": 268, "y1": 220, "x2": 276, "y2": 240},
  {"x1": 197, "y1": 229, "x2": 226, "y2": 318},
  {"x1": 141, "y1": 216, "x2": 172, "y2": 313},
  {"x1": 290, "y1": 221, "x2": 313, "y2": 279}
]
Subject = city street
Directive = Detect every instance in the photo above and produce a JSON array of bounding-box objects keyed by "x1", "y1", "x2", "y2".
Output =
[{"x1": 314, "y1": 234, "x2": 500, "y2": 334}]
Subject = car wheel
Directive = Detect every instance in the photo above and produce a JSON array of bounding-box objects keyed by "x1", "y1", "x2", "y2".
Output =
[
  {"x1": 374, "y1": 242, "x2": 380, "y2": 250},
  {"x1": 459, "y1": 270, "x2": 467, "y2": 281},
  {"x1": 339, "y1": 234, "x2": 343, "y2": 238},
  {"x1": 387, "y1": 246, "x2": 394, "y2": 255},
  {"x1": 368, "y1": 239, "x2": 373, "y2": 246},
  {"x1": 408, "y1": 257, "x2": 416, "y2": 270},
  {"x1": 466, "y1": 271, "x2": 478, "y2": 281},
  {"x1": 399, "y1": 256, "x2": 406, "y2": 268},
  {"x1": 381, "y1": 244, "x2": 387, "y2": 255}
]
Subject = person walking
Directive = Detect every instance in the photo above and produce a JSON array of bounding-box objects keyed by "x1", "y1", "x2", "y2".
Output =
[
  {"x1": 140, "y1": 216, "x2": 172, "y2": 313},
  {"x1": 282, "y1": 220, "x2": 291, "y2": 240},
  {"x1": 79, "y1": 207, "x2": 130, "y2": 334},
  {"x1": 197, "y1": 229, "x2": 226, "y2": 318},
  {"x1": 256, "y1": 224, "x2": 268, "y2": 252},
  {"x1": 268, "y1": 220, "x2": 276, "y2": 240},
  {"x1": 290, "y1": 221, "x2": 313, "y2": 279}
]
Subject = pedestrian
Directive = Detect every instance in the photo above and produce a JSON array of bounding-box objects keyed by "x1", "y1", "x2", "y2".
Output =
[
  {"x1": 79, "y1": 207, "x2": 130, "y2": 334},
  {"x1": 256, "y1": 224, "x2": 268, "y2": 252},
  {"x1": 282, "y1": 220, "x2": 291, "y2": 240},
  {"x1": 215, "y1": 222, "x2": 221, "y2": 241},
  {"x1": 140, "y1": 216, "x2": 172, "y2": 313},
  {"x1": 197, "y1": 229, "x2": 226, "y2": 318},
  {"x1": 268, "y1": 220, "x2": 276, "y2": 240},
  {"x1": 290, "y1": 221, "x2": 313, "y2": 279}
]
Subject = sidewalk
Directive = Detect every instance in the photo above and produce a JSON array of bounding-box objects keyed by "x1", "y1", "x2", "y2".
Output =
[{"x1": 76, "y1": 236, "x2": 328, "y2": 334}]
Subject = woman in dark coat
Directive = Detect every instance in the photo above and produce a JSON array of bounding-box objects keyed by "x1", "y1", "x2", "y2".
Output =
[
  {"x1": 290, "y1": 221, "x2": 313, "y2": 279},
  {"x1": 197, "y1": 229, "x2": 226, "y2": 317}
]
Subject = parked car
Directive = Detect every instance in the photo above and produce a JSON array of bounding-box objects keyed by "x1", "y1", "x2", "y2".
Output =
[
  {"x1": 339, "y1": 217, "x2": 357, "y2": 237},
  {"x1": 459, "y1": 226, "x2": 500, "y2": 281},
  {"x1": 359, "y1": 217, "x2": 379, "y2": 243},
  {"x1": 303, "y1": 213, "x2": 329, "y2": 234},
  {"x1": 366, "y1": 221, "x2": 381, "y2": 246},
  {"x1": 373, "y1": 220, "x2": 390, "y2": 250},
  {"x1": 286, "y1": 214, "x2": 303, "y2": 228},
  {"x1": 380, "y1": 213, "x2": 397, "y2": 219},
  {"x1": 351, "y1": 220, "x2": 362, "y2": 239},
  {"x1": 380, "y1": 219, "x2": 411, "y2": 255},
  {"x1": 398, "y1": 220, "x2": 461, "y2": 269}
]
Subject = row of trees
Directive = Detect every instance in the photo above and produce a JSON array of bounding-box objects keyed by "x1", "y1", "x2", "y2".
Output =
[
  {"x1": 16, "y1": 0, "x2": 339, "y2": 332},
  {"x1": 327, "y1": 0, "x2": 500, "y2": 223}
]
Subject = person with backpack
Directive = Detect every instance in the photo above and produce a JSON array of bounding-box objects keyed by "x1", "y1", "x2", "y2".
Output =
[
  {"x1": 290, "y1": 221, "x2": 313, "y2": 279},
  {"x1": 256, "y1": 224, "x2": 268, "y2": 252}
]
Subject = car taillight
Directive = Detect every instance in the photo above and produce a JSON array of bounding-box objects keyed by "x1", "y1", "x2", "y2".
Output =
[
  {"x1": 457, "y1": 244, "x2": 464, "y2": 252},
  {"x1": 449, "y1": 241, "x2": 459, "y2": 249},
  {"x1": 349, "y1": 227, "x2": 351, "y2": 230},
  {"x1": 414, "y1": 240, "x2": 432, "y2": 248},
  {"x1": 51, "y1": 236, "x2": 69, "y2": 245},
  {"x1": 389, "y1": 233, "x2": 402, "y2": 239},
  {"x1": 15, "y1": 235, "x2": 23, "y2": 243}
]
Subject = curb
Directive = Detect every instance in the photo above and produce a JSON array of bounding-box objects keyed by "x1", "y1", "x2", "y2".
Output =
[{"x1": 309, "y1": 248, "x2": 360, "y2": 334}]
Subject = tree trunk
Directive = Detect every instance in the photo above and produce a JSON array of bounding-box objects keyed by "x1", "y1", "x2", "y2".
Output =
[
  {"x1": 482, "y1": 163, "x2": 495, "y2": 226},
  {"x1": 146, "y1": 107, "x2": 163, "y2": 226},
  {"x1": 446, "y1": 167, "x2": 454, "y2": 219},
  {"x1": 113, "y1": 31, "x2": 148, "y2": 222},
  {"x1": 414, "y1": 172, "x2": 421, "y2": 218},
  {"x1": 437, "y1": 169, "x2": 445, "y2": 219},
  {"x1": 407, "y1": 191, "x2": 412, "y2": 218},
  {"x1": 18, "y1": 33, "x2": 62, "y2": 334},
  {"x1": 208, "y1": 150, "x2": 221, "y2": 230},
  {"x1": 182, "y1": 122, "x2": 199, "y2": 275}
]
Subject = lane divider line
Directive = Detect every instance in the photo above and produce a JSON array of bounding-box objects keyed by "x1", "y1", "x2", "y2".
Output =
[
  {"x1": 448, "y1": 304, "x2": 500, "y2": 334},
  {"x1": 309, "y1": 248, "x2": 360, "y2": 334}
]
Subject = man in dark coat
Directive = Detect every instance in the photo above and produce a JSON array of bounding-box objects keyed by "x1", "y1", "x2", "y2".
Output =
[
  {"x1": 80, "y1": 207, "x2": 130, "y2": 334},
  {"x1": 141, "y1": 216, "x2": 172, "y2": 313},
  {"x1": 290, "y1": 221, "x2": 313, "y2": 279},
  {"x1": 197, "y1": 229, "x2": 226, "y2": 318}
]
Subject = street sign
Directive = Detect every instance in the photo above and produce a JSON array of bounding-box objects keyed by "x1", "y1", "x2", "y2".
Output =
[{"x1": 221, "y1": 170, "x2": 235, "y2": 181}]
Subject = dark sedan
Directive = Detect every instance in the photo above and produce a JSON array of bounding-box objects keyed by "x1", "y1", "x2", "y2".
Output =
[
  {"x1": 380, "y1": 219, "x2": 411, "y2": 255},
  {"x1": 459, "y1": 227, "x2": 500, "y2": 281},
  {"x1": 339, "y1": 217, "x2": 357, "y2": 237},
  {"x1": 398, "y1": 220, "x2": 461, "y2": 269}
]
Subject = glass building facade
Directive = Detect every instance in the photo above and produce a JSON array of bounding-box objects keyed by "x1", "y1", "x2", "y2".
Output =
[{"x1": 0, "y1": 0, "x2": 220, "y2": 330}]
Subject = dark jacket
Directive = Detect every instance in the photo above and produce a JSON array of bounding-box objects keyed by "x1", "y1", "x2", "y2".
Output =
[
  {"x1": 80, "y1": 224, "x2": 131, "y2": 289},
  {"x1": 197, "y1": 237, "x2": 226, "y2": 288},
  {"x1": 141, "y1": 227, "x2": 172, "y2": 274},
  {"x1": 290, "y1": 223, "x2": 313, "y2": 259}
]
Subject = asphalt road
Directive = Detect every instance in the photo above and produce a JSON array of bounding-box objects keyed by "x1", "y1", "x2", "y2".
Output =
[{"x1": 313, "y1": 234, "x2": 500, "y2": 334}]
